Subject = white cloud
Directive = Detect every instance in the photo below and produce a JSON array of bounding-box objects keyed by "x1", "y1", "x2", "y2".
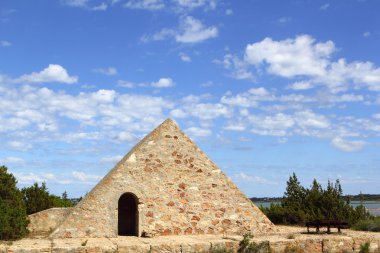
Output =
[
  {"x1": 219, "y1": 34, "x2": 380, "y2": 93},
  {"x1": 187, "y1": 103, "x2": 232, "y2": 120},
  {"x1": 174, "y1": 0, "x2": 217, "y2": 11},
  {"x1": 221, "y1": 87, "x2": 273, "y2": 107},
  {"x1": 170, "y1": 108, "x2": 187, "y2": 118},
  {"x1": 244, "y1": 35, "x2": 335, "y2": 78},
  {"x1": 316, "y1": 59, "x2": 380, "y2": 92},
  {"x1": 277, "y1": 16, "x2": 292, "y2": 24},
  {"x1": 92, "y1": 3, "x2": 108, "y2": 11},
  {"x1": 147, "y1": 16, "x2": 218, "y2": 44},
  {"x1": 12, "y1": 172, "x2": 73, "y2": 185},
  {"x1": 72, "y1": 171, "x2": 102, "y2": 182},
  {"x1": 331, "y1": 137, "x2": 366, "y2": 152},
  {"x1": 16, "y1": 64, "x2": 78, "y2": 84},
  {"x1": 100, "y1": 155, "x2": 123, "y2": 163},
  {"x1": 179, "y1": 52, "x2": 192, "y2": 62},
  {"x1": 215, "y1": 54, "x2": 254, "y2": 81},
  {"x1": 7, "y1": 141, "x2": 32, "y2": 151},
  {"x1": 248, "y1": 113, "x2": 295, "y2": 136},
  {"x1": 0, "y1": 156, "x2": 24, "y2": 164},
  {"x1": 288, "y1": 81, "x2": 314, "y2": 90},
  {"x1": 14, "y1": 172, "x2": 45, "y2": 184},
  {"x1": 117, "y1": 80, "x2": 141, "y2": 88},
  {"x1": 225, "y1": 9, "x2": 233, "y2": 15},
  {"x1": 294, "y1": 110, "x2": 330, "y2": 128},
  {"x1": 223, "y1": 123, "x2": 246, "y2": 131},
  {"x1": 185, "y1": 127, "x2": 212, "y2": 137},
  {"x1": 151, "y1": 77, "x2": 174, "y2": 88},
  {"x1": 124, "y1": 0, "x2": 165, "y2": 10},
  {"x1": 115, "y1": 131, "x2": 136, "y2": 142},
  {"x1": 62, "y1": 0, "x2": 108, "y2": 11},
  {"x1": 175, "y1": 16, "x2": 218, "y2": 43},
  {"x1": 0, "y1": 82, "x2": 174, "y2": 140},
  {"x1": 363, "y1": 31, "x2": 371, "y2": 38},
  {"x1": 234, "y1": 172, "x2": 277, "y2": 185},
  {"x1": 62, "y1": 0, "x2": 89, "y2": 7},
  {"x1": 294, "y1": 110, "x2": 330, "y2": 129},
  {"x1": 320, "y1": 3, "x2": 330, "y2": 10},
  {"x1": 0, "y1": 40, "x2": 11, "y2": 47},
  {"x1": 93, "y1": 67, "x2": 118, "y2": 76}
]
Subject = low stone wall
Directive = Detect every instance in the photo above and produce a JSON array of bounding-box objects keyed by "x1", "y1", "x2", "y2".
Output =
[
  {"x1": 1, "y1": 230, "x2": 380, "y2": 253},
  {"x1": 28, "y1": 207, "x2": 73, "y2": 235}
]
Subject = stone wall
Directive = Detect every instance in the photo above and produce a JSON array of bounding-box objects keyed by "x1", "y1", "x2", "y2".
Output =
[
  {"x1": 51, "y1": 119, "x2": 275, "y2": 238},
  {"x1": 28, "y1": 208, "x2": 73, "y2": 235},
  {"x1": 2, "y1": 232, "x2": 380, "y2": 253}
]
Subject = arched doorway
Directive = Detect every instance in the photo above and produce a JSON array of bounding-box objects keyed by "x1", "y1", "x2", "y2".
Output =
[{"x1": 118, "y1": 193, "x2": 138, "y2": 236}]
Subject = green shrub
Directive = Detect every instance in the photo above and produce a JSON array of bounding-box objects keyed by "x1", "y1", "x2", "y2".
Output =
[
  {"x1": 352, "y1": 216, "x2": 380, "y2": 232},
  {"x1": 0, "y1": 166, "x2": 29, "y2": 240},
  {"x1": 359, "y1": 242, "x2": 370, "y2": 253},
  {"x1": 237, "y1": 233, "x2": 272, "y2": 253}
]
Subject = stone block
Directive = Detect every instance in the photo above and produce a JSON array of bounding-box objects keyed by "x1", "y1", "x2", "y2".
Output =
[{"x1": 7, "y1": 239, "x2": 51, "y2": 253}]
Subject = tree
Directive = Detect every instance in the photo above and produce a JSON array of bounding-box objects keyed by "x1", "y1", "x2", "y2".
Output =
[
  {"x1": 22, "y1": 182, "x2": 53, "y2": 214},
  {"x1": 305, "y1": 179, "x2": 324, "y2": 221},
  {"x1": 0, "y1": 166, "x2": 29, "y2": 240},
  {"x1": 282, "y1": 173, "x2": 307, "y2": 224}
]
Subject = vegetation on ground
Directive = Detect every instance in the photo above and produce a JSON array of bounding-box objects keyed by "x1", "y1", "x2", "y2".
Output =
[
  {"x1": 260, "y1": 173, "x2": 369, "y2": 226},
  {"x1": 352, "y1": 216, "x2": 380, "y2": 232},
  {"x1": 0, "y1": 165, "x2": 75, "y2": 240},
  {"x1": 359, "y1": 242, "x2": 370, "y2": 253},
  {"x1": 237, "y1": 233, "x2": 272, "y2": 253}
]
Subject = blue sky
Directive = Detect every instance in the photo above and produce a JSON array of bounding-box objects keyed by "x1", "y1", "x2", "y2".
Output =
[{"x1": 1, "y1": 0, "x2": 379, "y2": 197}]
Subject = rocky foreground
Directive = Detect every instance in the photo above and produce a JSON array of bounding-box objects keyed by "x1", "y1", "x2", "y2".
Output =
[{"x1": 0, "y1": 226, "x2": 379, "y2": 253}]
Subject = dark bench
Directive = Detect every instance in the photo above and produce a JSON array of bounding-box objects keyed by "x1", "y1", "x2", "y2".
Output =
[{"x1": 306, "y1": 219, "x2": 349, "y2": 233}]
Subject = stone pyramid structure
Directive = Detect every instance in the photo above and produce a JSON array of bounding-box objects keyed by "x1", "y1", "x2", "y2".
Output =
[{"x1": 51, "y1": 119, "x2": 275, "y2": 238}]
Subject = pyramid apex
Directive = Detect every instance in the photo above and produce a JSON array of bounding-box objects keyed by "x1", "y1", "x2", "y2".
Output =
[
  {"x1": 162, "y1": 117, "x2": 176, "y2": 124},
  {"x1": 158, "y1": 117, "x2": 179, "y2": 128}
]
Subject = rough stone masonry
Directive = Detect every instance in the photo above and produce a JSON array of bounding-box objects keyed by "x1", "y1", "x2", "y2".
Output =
[{"x1": 50, "y1": 118, "x2": 275, "y2": 238}]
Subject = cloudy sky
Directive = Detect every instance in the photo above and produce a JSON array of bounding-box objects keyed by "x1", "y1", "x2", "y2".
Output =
[{"x1": 1, "y1": 0, "x2": 379, "y2": 197}]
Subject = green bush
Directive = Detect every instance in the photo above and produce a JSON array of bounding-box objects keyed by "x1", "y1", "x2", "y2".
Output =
[
  {"x1": 0, "y1": 166, "x2": 29, "y2": 240},
  {"x1": 359, "y1": 242, "x2": 370, "y2": 253},
  {"x1": 238, "y1": 233, "x2": 272, "y2": 253},
  {"x1": 352, "y1": 216, "x2": 380, "y2": 232}
]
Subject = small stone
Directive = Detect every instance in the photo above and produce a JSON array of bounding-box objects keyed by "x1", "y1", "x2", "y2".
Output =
[
  {"x1": 185, "y1": 227, "x2": 193, "y2": 234},
  {"x1": 167, "y1": 201, "x2": 175, "y2": 206},
  {"x1": 191, "y1": 216, "x2": 200, "y2": 221},
  {"x1": 173, "y1": 227, "x2": 181, "y2": 235},
  {"x1": 222, "y1": 219, "x2": 231, "y2": 226},
  {"x1": 162, "y1": 228, "x2": 172, "y2": 235}
]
